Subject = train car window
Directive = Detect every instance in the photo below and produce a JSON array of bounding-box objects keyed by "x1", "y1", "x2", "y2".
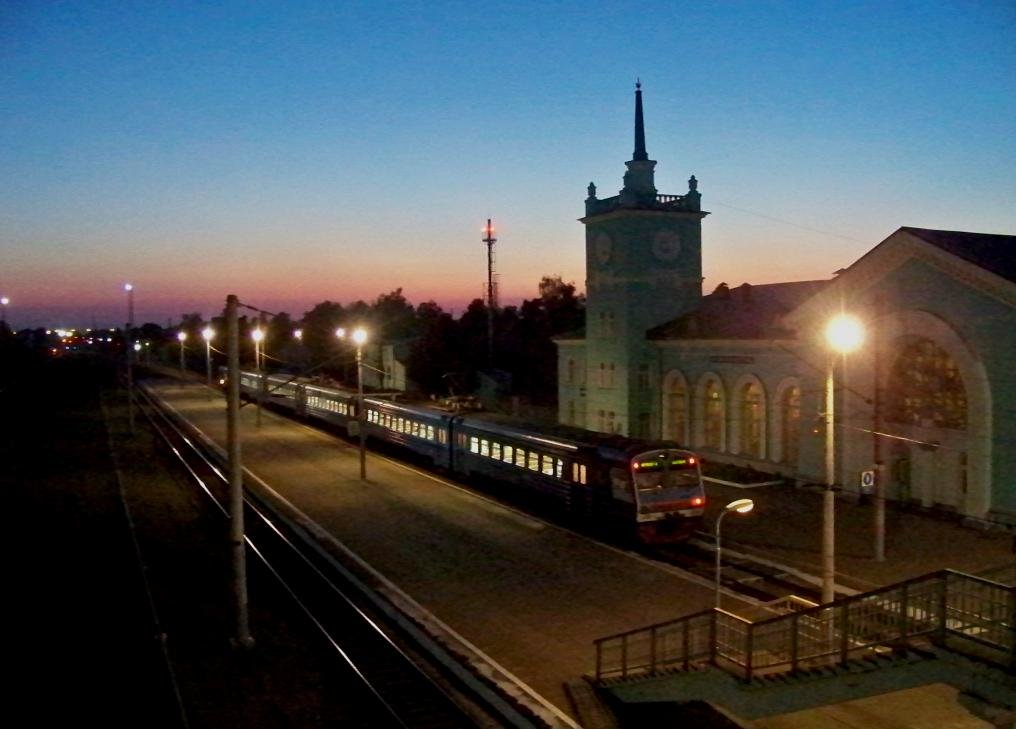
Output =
[
  {"x1": 528, "y1": 452, "x2": 540, "y2": 472},
  {"x1": 480, "y1": 439, "x2": 490, "y2": 457},
  {"x1": 555, "y1": 458, "x2": 564, "y2": 479},
  {"x1": 515, "y1": 448, "x2": 526, "y2": 467},
  {"x1": 541, "y1": 455, "x2": 554, "y2": 476},
  {"x1": 610, "y1": 467, "x2": 633, "y2": 502},
  {"x1": 492, "y1": 442, "x2": 501, "y2": 460},
  {"x1": 427, "y1": 425, "x2": 435, "y2": 441},
  {"x1": 573, "y1": 463, "x2": 588, "y2": 485},
  {"x1": 503, "y1": 445, "x2": 514, "y2": 462},
  {"x1": 470, "y1": 436, "x2": 480, "y2": 454}
]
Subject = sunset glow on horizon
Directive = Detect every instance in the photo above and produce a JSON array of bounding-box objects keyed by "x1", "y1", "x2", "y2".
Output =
[{"x1": 2, "y1": 2, "x2": 1013, "y2": 329}]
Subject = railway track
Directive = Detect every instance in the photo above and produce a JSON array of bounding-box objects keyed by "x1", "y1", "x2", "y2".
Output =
[{"x1": 134, "y1": 383, "x2": 554, "y2": 729}]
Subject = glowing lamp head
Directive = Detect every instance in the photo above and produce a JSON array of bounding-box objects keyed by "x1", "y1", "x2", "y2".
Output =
[
  {"x1": 177, "y1": 331, "x2": 187, "y2": 342},
  {"x1": 335, "y1": 327, "x2": 346, "y2": 340},
  {"x1": 133, "y1": 342, "x2": 141, "y2": 352},
  {"x1": 293, "y1": 328, "x2": 303, "y2": 340},
  {"x1": 202, "y1": 326, "x2": 214, "y2": 341},
  {"x1": 724, "y1": 498, "x2": 755, "y2": 514},
  {"x1": 825, "y1": 314, "x2": 864, "y2": 354},
  {"x1": 352, "y1": 327, "x2": 368, "y2": 346},
  {"x1": 124, "y1": 283, "x2": 133, "y2": 292},
  {"x1": 251, "y1": 328, "x2": 264, "y2": 343},
  {"x1": 0, "y1": 296, "x2": 9, "y2": 306}
]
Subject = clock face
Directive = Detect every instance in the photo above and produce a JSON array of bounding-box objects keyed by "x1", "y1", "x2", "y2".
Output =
[
  {"x1": 652, "y1": 230, "x2": 682, "y2": 261},
  {"x1": 593, "y1": 232, "x2": 613, "y2": 265}
]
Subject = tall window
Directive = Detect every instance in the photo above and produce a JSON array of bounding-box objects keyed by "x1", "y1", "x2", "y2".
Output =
[
  {"x1": 887, "y1": 338, "x2": 967, "y2": 429},
  {"x1": 780, "y1": 386, "x2": 801, "y2": 464},
  {"x1": 703, "y1": 378, "x2": 724, "y2": 451},
  {"x1": 739, "y1": 381, "x2": 764, "y2": 458},
  {"x1": 664, "y1": 375, "x2": 688, "y2": 444},
  {"x1": 566, "y1": 358, "x2": 576, "y2": 385}
]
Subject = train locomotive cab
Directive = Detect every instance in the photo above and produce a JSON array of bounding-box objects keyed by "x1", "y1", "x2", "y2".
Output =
[{"x1": 628, "y1": 448, "x2": 706, "y2": 543}]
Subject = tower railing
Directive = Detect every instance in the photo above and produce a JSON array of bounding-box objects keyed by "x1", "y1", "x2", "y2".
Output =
[{"x1": 594, "y1": 568, "x2": 1015, "y2": 683}]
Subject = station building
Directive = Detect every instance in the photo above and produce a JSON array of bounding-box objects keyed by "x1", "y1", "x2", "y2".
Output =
[{"x1": 555, "y1": 84, "x2": 1016, "y2": 525}]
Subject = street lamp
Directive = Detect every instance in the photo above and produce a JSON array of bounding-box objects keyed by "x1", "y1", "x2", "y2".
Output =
[
  {"x1": 352, "y1": 327, "x2": 368, "y2": 481},
  {"x1": 293, "y1": 328, "x2": 303, "y2": 341},
  {"x1": 202, "y1": 326, "x2": 215, "y2": 387},
  {"x1": 715, "y1": 498, "x2": 754, "y2": 608},
  {"x1": 177, "y1": 330, "x2": 187, "y2": 379},
  {"x1": 821, "y1": 313, "x2": 864, "y2": 604},
  {"x1": 0, "y1": 296, "x2": 9, "y2": 326},
  {"x1": 251, "y1": 327, "x2": 265, "y2": 427},
  {"x1": 124, "y1": 284, "x2": 135, "y2": 434}
]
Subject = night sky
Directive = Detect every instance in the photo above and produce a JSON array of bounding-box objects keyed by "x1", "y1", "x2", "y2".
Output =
[{"x1": 2, "y1": 1, "x2": 1014, "y2": 328}]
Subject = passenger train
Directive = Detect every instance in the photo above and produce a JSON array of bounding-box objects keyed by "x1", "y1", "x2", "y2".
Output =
[{"x1": 234, "y1": 370, "x2": 706, "y2": 544}]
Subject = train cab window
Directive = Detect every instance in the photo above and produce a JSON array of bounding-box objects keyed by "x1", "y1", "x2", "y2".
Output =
[
  {"x1": 572, "y1": 463, "x2": 588, "y2": 485},
  {"x1": 502, "y1": 445, "x2": 513, "y2": 462},
  {"x1": 528, "y1": 452, "x2": 540, "y2": 472},
  {"x1": 470, "y1": 436, "x2": 480, "y2": 453},
  {"x1": 541, "y1": 455, "x2": 554, "y2": 476},
  {"x1": 480, "y1": 439, "x2": 490, "y2": 457}
]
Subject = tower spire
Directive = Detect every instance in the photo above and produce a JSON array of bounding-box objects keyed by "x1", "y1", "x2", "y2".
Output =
[{"x1": 633, "y1": 79, "x2": 648, "y2": 162}]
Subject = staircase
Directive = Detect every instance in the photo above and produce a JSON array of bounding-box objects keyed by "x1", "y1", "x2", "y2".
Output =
[{"x1": 592, "y1": 566, "x2": 1016, "y2": 720}]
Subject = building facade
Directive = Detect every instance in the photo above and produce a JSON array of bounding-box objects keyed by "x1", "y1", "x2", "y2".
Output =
[{"x1": 557, "y1": 86, "x2": 1016, "y2": 525}]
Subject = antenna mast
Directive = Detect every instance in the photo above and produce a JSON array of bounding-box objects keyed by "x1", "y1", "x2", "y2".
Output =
[{"x1": 483, "y1": 218, "x2": 498, "y2": 363}]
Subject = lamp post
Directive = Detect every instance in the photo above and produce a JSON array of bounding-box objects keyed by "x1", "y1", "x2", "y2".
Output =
[
  {"x1": 251, "y1": 327, "x2": 265, "y2": 427},
  {"x1": 0, "y1": 296, "x2": 9, "y2": 327},
  {"x1": 124, "y1": 284, "x2": 135, "y2": 434},
  {"x1": 715, "y1": 498, "x2": 754, "y2": 608},
  {"x1": 822, "y1": 314, "x2": 864, "y2": 604},
  {"x1": 352, "y1": 327, "x2": 368, "y2": 481},
  {"x1": 202, "y1": 326, "x2": 215, "y2": 387},
  {"x1": 177, "y1": 330, "x2": 187, "y2": 379}
]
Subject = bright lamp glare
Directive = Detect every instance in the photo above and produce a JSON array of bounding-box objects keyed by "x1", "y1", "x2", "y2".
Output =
[
  {"x1": 0, "y1": 297, "x2": 9, "y2": 306},
  {"x1": 251, "y1": 329, "x2": 264, "y2": 342},
  {"x1": 124, "y1": 283, "x2": 133, "y2": 292},
  {"x1": 294, "y1": 329, "x2": 303, "y2": 339},
  {"x1": 335, "y1": 327, "x2": 346, "y2": 339},
  {"x1": 202, "y1": 327, "x2": 214, "y2": 341},
  {"x1": 352, "y1": 327, "x2": 368, "y2": 346},
  {"x1": 177, "y1": 331, "x2": 187, "y2": 342},
  {"x1": 825, "y1": 314, "x2": 864, "y2": 354},
  {"x1": 725, "y1": 498, "x2": 754, "y2": 514}
]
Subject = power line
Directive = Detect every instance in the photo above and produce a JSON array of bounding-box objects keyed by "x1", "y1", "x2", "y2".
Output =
[{"x1": 713, "y1": 200, "x2": 870, "y2": 245}]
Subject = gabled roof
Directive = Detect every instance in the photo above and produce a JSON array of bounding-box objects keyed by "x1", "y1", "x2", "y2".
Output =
[
  {"x1": 647, "y1": 280, "x2": 829, "y2": 340},
  {"x1": 901, "y1": 227, "x2": 1016, "y2": 283}
]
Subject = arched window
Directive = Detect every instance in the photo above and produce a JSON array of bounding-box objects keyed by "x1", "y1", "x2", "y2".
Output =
[
  {"x1": 780, "y1": 386, "x2": 801, "y2": 464},
  {"x1": 739, "y1": 381, "x2": 764, "y2": 458},
  {"x1": 887, "y1": 338, "x2": 967, "y2": 430},
  {"x1": 703, "y1": 378, "x2": 724, "y2": 451},
  {"x1": 663, "y1": 373, "x2": 688, "y2": 443}
]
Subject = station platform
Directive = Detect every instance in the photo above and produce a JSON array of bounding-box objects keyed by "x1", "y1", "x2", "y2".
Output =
[{"x1": 700, "y1": 478, "x2": 1013, "y2": 595}]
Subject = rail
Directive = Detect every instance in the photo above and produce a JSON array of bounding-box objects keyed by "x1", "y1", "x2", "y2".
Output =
[{"x1": 594, "y1": 568, "x2": 1015, "y2": 682}]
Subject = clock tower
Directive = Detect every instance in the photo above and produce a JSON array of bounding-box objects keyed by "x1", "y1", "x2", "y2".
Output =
[{"x1": 579, "y1": 81, "x2": 707, "y2": 437}]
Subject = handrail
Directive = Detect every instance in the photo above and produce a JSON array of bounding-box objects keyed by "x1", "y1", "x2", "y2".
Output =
[{"x1": 594, "y1": 566, "x2": 1016, "y2": 682}]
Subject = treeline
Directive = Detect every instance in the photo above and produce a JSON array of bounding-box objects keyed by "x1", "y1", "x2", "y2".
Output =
[{"x1": 154, "y1": 275, "x2": 584, "y2": 403}]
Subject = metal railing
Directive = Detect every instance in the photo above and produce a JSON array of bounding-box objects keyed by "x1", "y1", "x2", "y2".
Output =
[{"x1": 594, "y1": 568, "x2": 1015, "y2": 683}]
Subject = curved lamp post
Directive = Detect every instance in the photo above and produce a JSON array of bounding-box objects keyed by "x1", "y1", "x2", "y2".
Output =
[
  {"x1": 251, "y1": 327, "x2": 265, "y2": 426},
  {"x1": 822, "y1": 313, "x2": 864, "y2": 604},
  {"x1": 352, "y1": 327, "x2": 368, "y2": 481},
  {"x1": 715, "y1": 498, "x2": 754, "y2": 608}
]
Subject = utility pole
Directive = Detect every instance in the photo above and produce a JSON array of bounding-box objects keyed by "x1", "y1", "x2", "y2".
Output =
[
  {"x1": 483, "y1": 218, "x2": 498, "y2": 364},
  {"x1": 872, "y1": 295, "x2": 886, "y2": 561},
  {"x1": 226, "y1": 295, "x2": 253, "y2": 648}
]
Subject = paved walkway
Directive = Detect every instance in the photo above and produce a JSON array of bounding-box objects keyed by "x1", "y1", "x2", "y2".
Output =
[{"x1": 701, "y1": 480, "x2": 1013, "y2": 594}]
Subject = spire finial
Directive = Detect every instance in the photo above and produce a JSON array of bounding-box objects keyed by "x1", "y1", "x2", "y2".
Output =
[{"x1": 633, "y1": 79, "x2": 647, "y2": 161}]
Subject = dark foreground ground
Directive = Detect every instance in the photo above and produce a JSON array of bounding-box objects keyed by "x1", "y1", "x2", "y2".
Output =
[{"x1": 1, "y1": 346, "x2": 388, "y2": 728}]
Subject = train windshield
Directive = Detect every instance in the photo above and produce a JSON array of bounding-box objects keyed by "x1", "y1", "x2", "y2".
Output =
[{"x1": 631, "y1": 451, "x2": 703, "y2": 506}]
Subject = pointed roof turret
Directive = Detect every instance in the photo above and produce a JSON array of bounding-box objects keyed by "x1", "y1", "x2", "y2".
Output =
[{"x1": 633, "y1": 79, "x2": 648, "y2": 161}]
